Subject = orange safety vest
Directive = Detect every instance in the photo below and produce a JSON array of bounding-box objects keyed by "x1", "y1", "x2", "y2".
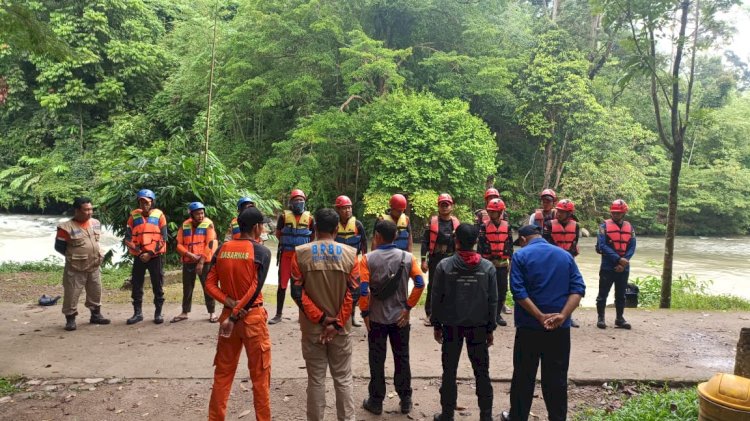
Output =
[
  {"x1": 179, "y1": 217, "x2": 214, "y2": 262},
  {"x1": 482, "y1": 220, "x2": 510, "y2": 260},
  {"x1": 130, "y1": 209, "x2": 165, "y2": 255},
  {"x1": 550, "y1": 219, "x2": 578, "y2": 253},
  {"x1": 534, "y1": 208, "x2": 556, "y2": 227},
  {"x1": 605, "y1": 219, "x2": 633, "y2": 257},
  {"x1": 429, "y1": 215, "x2": 460, "y2": 254}
]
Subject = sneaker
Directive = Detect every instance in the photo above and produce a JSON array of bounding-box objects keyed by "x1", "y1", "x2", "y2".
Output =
[
  {"x1": 500, "y1": 410, "x2": 511, "y2": 421},
  {"x1": 400, "y1": 398, "x2": 413, "y2": 414},
  {"x1": 503, "y1": 304, "x2": 512, "y2": 314},
  {"x1": 362, "y1": 398, "x2": 382, "y2": 415},
  {"x1": 615, "y1": 318, "x2": 631, "y2": 329},
  {"x1": 570, "y1": 318, "x2": 580, "y2": 328},
  {"x1": 268, "y1": 314, "x2": 282, "y2": 325}
]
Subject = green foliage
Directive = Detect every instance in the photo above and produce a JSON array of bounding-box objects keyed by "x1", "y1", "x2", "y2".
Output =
[
  {"x1": 0, "y1": 257, "x2": 64, "y2": 273},
  {"x1": 0, "y1": 376, "x2": 23, "y2": 397},
  {"x1": 576, "y1": 386, "x2": 698, "y2": 421},
  {"x1": 634, "y1": 274, "x2": 750, "y2": 310}
]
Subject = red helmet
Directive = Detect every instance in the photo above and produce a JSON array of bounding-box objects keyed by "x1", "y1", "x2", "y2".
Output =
[
  {"x1": 540, "y1": 188, "x2": 557, "y2": 201},
  {"x1": 437, "y1": 193, "x2": 454, "y2": 205},
  {"x1": 555, "y1": 199, "x2": 575, "y2": 213},
  {"x1": 486, "y1": 198, "x2": 506, "y2": 212},
  {"x1": 484, "y1": 188, "x2": 500, "y2": 201},
  {"x1": 334, "y1": 195, "x2": 352, "y2": 208},
  {"x1": 389, "y1": 194, "x2": 407, "y2": 211},
  {"x1": 290, "y1": 189, "x2": 306, "y2": 200},
  {"x1": 610, "y1": 199, "x2": 629, "y2": 213}
]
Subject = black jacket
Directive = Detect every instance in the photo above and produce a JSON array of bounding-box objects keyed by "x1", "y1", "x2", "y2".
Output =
[{"x1": 429, "y1": 254, "x2": 498, "y2": 332}]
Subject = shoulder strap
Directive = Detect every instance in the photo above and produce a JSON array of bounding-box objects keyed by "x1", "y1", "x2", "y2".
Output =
[{"x1": 242, "y1": 240, "x2": 265, "y2": 312}]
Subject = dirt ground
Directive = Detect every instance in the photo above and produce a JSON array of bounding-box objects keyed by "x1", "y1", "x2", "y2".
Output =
[{"x1": 0, "y1": 274, "x2": 747, "y2": 419}]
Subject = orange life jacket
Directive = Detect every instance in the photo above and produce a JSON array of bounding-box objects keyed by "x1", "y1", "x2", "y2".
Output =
[
  {"x1": 605, "y1": 219, "x2": 633, "y2": 257},
  {"x1": 179, "y1": 217, "x2": 214, "y2": 262},
  {"x1": 550, "y1": 219, "x2": 578, "y2": 253},
  {"x1": 429, "y1": 215, "x2": 460, "y2": 254},
  {"x1": 534, "y1": 208, "x2": 556, "y2": 227},
  {"x1": 230, "y1": 217, "x2": 241, "y2": 240},
  {"x1": 130, "y1": 209, "x2": 165, "y2": 255},
  {"x1": 481, "y1": 220, "x2": 510, "y2": 260}
]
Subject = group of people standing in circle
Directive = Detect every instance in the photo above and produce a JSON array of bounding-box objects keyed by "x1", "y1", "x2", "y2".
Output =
[{"x1": 52, "y1": 186, "x2": 636, "y2": 421}]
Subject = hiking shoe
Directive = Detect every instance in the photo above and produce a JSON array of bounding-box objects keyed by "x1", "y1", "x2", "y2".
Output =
[
  {"x1": 497, "y1": 314, "x2": 507, "y2": 327},
  {"x1": 596, "y1": 316, "x2": 606, "y2": 329},
  {"x1": 400, "y1": 398, "x2": 413, "y2": 414},
  {"x1": 615, "y1": 318, "x2": 631, "y2": 329},
  {"x1": 268, "y1": 314, "x2": 282, "y2": 325},
  {"x1": 362, "y1": 398, "x2": 382, "y2": 415}
]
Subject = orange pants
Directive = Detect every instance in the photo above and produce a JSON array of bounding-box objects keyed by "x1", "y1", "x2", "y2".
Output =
[
  {"x1": 278, "y1": 251, "x2": 294, "y2": 289},
  {"x1": 208, "y1": 307, "x2": 271, "y2": 421}
]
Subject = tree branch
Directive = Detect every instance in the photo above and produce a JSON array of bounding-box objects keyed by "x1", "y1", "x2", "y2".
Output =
[
  {"x1": 683, "y1": 0, "x2": 700, "y2": 135},
  {"x1": 648, "y1": 25, "x2": 673, "y2": 152},
  {"x1": 339, "y1": 95, "x2": 366, "y2": 112},
  {"x1": 670, "y1": 0, "x2": 690, "y2": 145}
]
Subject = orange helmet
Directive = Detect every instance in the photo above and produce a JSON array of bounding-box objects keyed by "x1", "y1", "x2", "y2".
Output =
[
  {"x1": 484, "y1": 188, "x2": 500, "y2": 201},
  {"x1": 555, "y1": 199, "x2": 575, "y2": 213},
  {"x1": 486, "y1": 198, "x2": 506, "y2": 212},
  {"x1": 540, "y1": 188, "x2": 557, "y2": 201},
  {"x1": 389, "y1": 194, "x2": 407, "y2": 211},
  {"x1": 437, "y1": 193, "x2": 454, "y2": 205},
  {"x1": 290, "y1": 189, "x2": 306, "y2": 200},
  {"x1": 610, "y1": 199, "x2": 628, "y2": 213},
  {"x1": 334, "y1": 195, "x2": 352, "y2": 208}
]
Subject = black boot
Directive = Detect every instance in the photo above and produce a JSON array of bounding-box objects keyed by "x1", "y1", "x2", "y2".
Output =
[
  {"x1": 615, "y1": 307, "x2": 631, "y2": 329},
  {"x1": 497, "y1": 314, "x2": 507, "y2": 327},
  {"x1": 89, "y1": 306, "x2": 111, "y2": 325},
  {"x1": 154, "y1": 303, "x2": 164, "y2": 324},
  {"x1": 434, "y1": 412, "x2": 454, "y2": 421},
  {"x1": 597, "y1": 305, "x2": 606, "y2": 329},
  {"x1": 65, "y1": 314, "x2": 77, "y2": 331},
  {"x1": 269, "y1": 288, "x2": 285, "y2": 325},
  {"x1": 127, "y1": 304, "x2": 143, "y2": 325},
  {"x1": 362, "y1": 398, "x2": 383, "y2": 415},
  {"x1": 400, "y1": 397, "x2": 413, "y2": 414}
]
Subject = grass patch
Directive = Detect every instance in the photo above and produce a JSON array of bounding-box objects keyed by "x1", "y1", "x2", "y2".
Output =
[
  {"x1": 0, "y1": 257, "x2": 63, "y2": 273},
  {"x1": 575, "y1": 386, "x2": 698, "y2": 420},
  {"x1": 0, "y1": 376, "x2": 24, "y2": 397},
  {"x1": 634, "y1": 274, "x2": 750, "y2": 311}
]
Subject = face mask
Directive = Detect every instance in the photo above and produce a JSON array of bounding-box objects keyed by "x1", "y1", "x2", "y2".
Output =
[{"x1": 291, "y1": 201, "x2": 306, "y2": 215}]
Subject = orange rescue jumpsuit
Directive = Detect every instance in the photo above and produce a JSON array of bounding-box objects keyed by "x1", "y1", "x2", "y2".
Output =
[{"x1": 205, "y1": 239, "x2": 272, "y2": 421}]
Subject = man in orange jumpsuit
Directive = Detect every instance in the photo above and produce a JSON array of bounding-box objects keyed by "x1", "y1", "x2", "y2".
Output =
[{"x1": 205, "y1": 207, "x2": 272, "y2": 421}]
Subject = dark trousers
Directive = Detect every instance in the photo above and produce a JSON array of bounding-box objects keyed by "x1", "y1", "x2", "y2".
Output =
[
  {"x1": 439, "y1": 326, "x2": 493, "y2": 418},
  {"x1": 497, "y1": 266, "x2": 508, "y2": 312},
  {"x1": 131, "y1": 255, "x2": 165, "y2": 308},
  {"x1": 181, "y1": 263, "x2": 215, "y2": 313},
  {"x1": 596, "y1": 269, "x2": 629, "y2": 316},
  {"x1": 509, "y1": 327, "x2": 570, "y2": 421},
  {"x1": 425, "y1": 253, "x2": 449, "y2": 317},
  {"x1": 367, "y1": 322, "x2": 412, "y2": 403}
]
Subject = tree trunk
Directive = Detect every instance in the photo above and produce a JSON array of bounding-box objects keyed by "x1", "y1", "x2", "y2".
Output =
[
  {"x1": 660, "y1": 136, "x2": 684, "y2": 308},
  {"x1": 204, "y1": 3, "x2": 219, "y2": 169},
  {"x1": 552, "y1": 0, "x2": 561, "y2": 21},
  {"x1": 543, "y1": 138, "x2": 554, "y2": 189},
  {"x1": 735, "y1": 328, "x2": 750, "y2": 378}
]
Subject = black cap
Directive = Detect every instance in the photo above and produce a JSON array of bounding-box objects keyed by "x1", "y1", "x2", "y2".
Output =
[
  {"x1": 237, "y1": 207, "x2": 270, "y2": 231},
  {"x1": 513, "y1": 224, "x2": 541, "y2": 246}
]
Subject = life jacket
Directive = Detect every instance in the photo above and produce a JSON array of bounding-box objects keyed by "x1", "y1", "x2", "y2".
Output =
[
  {"x1": 383, "y1": 213, "x2": 410, "y2": 250},
  {"x1": 429, "y1": 215, "x2": 460, "y2": 255},
  {"x1": 533, "y1": 208, "x2": 556, "y2": 228},
  {"x1": 550, "y1": 219, "x2": 578, "y2": 253},
  {"x1": 335, "y1": 216, "x2": 361, "y2": 249},
  {"x1": 481, "y1": 220, "x2": 510, "y2": 260},
  {"x1": 130, "y1": 209, "x2": 165, "y2": 255},
  {"x1": 179, "y1": 217, "x2": 214, "y2": 263},
  {"x1": 605, "y1": 219, "x2": 633, "y2": 257},
  {"x1": 477, "y1": 209, "x2": 508, "y2": 225},
  {"x1": 230, "y1": 217, "x2": 241, "y2": 240},
  {"x1": 279, "y1": 210, "x2": 313, "y2": 251}
]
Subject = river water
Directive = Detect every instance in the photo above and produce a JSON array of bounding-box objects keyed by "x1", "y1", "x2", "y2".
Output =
[{"x1": 1, "y1": 214, "x2": 748, "y2": 305}]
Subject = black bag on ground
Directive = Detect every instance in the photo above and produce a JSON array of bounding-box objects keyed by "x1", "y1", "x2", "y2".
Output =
[
  {"x1": 370, "y1": 251, "x2": 407, "y2": 300},
  {"x1": 625, "y1": 283, "x2": 639, "y2": 308}
]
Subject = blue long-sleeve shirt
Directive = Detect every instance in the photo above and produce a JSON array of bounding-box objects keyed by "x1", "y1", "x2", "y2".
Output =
[
  {"x1": 596, "y1": 220, "x2": 636, "y2": 271},
  {"x1": 510, "y1": 238, "x2": 586, "y2": 330}
]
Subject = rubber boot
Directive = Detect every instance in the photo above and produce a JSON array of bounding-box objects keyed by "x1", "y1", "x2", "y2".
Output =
[
  {"x1": 154, "y1": 303, "x2": 164, "y2": 324},
  {"x1": 127, "y1": 304, "x2": 144, "y2": 325},
  {"x1": 497, "y1": 314, "x2": 507, "y2": 327},
  {"x1": 433, "y1": 412, "x2": 455, "y2": 421},
  {"x1": 596, "y1": 305, "x2": 606, "y2": 329},
  {"x1": 65, "y1": 314, "x2": 77, "y2": 331},
  {"x1": 351, "y1": 312, "x2": 362, "y2": 327},
  {"x1": 362, "y1": 398, "x2": 383, "y2": 415},
  {"x1": 615, "y1": 307, "x2": 631, "y2": 329},
  {"x1": 89, "y1": 306, "x2": 111, "y2": 325},
  {"x1": 268, "y1": 288, "x2": 285, "y2": 325}
]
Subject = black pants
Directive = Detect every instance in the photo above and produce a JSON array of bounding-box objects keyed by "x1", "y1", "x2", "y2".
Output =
[
  {"x1": 131, "y1": 255, "x2": 165, "y2": 307},
  {"x1": 439, "y1": 326, "x2": 493, "y2": 418},
  {"x1": 367, "y1": 322, "x2": 412, "y2": 403},
  {"x1": 596, "y1": 269, "x2": 629, "y2": 315},
  {"x1": 509, "y1": 327, "x2": 570, "y2": 421},
  {"x1": 425, "y1": 253, "x2": 449, "y2": 317},
  {"x1": 181, "y1": 263, "x2": 215, "y2": 313},
  {"x1": 497, "y1": 266, "x2": 508, "y2": 312}
]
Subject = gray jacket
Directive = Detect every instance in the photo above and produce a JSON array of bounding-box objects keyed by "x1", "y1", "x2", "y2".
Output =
[{"x1": 364, "y1": 247, "x2": 415, "y2": 325}]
